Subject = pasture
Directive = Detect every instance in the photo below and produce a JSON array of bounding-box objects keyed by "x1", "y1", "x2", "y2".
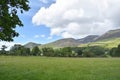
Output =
[{"x1": 0, "y1": 56, "x2": 120, "y2": 80}]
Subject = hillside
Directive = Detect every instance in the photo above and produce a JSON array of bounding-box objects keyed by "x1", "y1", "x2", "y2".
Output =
[
  {"x1": 96, "y1": 29, "x2": 120, "y2": 41},
  {"x1": 24, "y1": 42, "x2": 41, "y2": 48},
  {"x1": 79, "y1": 38, "x2": 120, "y2": 49},
  {"x1": 39, "y1": 29, "x2": 120, "y2": 48},
  {"x1": 77, "y1": 35, "x2": 99, "y2": 43},
  {"x1": 41, "y1": 38, "x2": 80, "y2": 48}
]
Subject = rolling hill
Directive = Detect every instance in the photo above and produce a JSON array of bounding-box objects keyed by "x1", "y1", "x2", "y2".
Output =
[
  {"x1": 25, "y1": 29, "x2": 120, "y2": 49},
  {"x1": 41, "y1": 38, "x2": 80, "y2": 48},
  {"x1": 24, "y1": 42, "x2": 41, "y2": 48},
  {"x1": 79, "y1": 38, "x2": 120, "y2": 49},
  {"x1": 95, "y1": 29, "x2": 120, "y2": 41},
  {"x1": 77, "y1": 35, "x2": 99, "y2": 43}
]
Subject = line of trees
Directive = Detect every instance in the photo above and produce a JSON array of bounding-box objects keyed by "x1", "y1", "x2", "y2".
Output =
[{"x1": 0, "y1": 44, "x2": 120, "y2": 57}]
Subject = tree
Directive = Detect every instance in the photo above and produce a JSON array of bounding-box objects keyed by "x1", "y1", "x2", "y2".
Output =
[
  {"x1": 31, "y1": 46, "x2": 41, "y2": 56},
  {"x1": 110, "y1": 44, "x2": 120, "y2": 57},
  {"x1": 10, "y1": 44, "x2": 23, "y2": 55},
  {"x1": 0, "y1": 45, "x2": 7, "y2": 55},
  {"x1": 61, "y1": 47, "x2": 72, "y2": 57},
  {"x1": 0, "y1": 0, "x2": 30, "y2": 41},
  {"x1": 42, "y1": 47, "x2": 54, "y2": 56}
]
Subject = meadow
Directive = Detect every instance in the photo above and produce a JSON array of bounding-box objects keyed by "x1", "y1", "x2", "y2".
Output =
[{"x1": 0, "y1": 56, "x2": 120, "y2": 80}]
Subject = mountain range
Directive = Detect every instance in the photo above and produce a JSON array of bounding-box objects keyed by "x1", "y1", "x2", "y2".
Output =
[{"x1": 24, "y1": 29, "x2": 120, "y2": 48}]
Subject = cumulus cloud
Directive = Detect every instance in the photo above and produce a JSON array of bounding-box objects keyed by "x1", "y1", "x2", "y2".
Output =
[
  {"x1": 34, "y1": 34, "x2": 46, "y2": 38},
  {"x1": 34, "y1": 35, "x2": 40, "y2": 38},
  {"x1": 39, "y1": 0, "x2": 48, "y2": 3},
  {"x1": 32, "y1": 0, "x2": 120, "y2": 39},
  {"x1": 41, "y1": 34, "x2": 45, "y2": 38}
]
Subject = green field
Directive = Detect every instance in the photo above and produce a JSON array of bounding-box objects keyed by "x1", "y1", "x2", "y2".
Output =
[{"x1": 0, "y1": 56, "x2": 120, "y2": 80}]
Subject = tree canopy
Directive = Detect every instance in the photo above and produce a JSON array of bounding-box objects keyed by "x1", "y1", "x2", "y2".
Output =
[{"x1": 0, "y1": 0, "x2": 30, "y2": 41}]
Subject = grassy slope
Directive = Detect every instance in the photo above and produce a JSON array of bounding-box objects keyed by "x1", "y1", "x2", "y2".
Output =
[
  {"x1": 0, "y1": 56, "x2": 120, "y2": 80},
  {"x1": 79, "y1": 38, "x2": 120, "y2": 49}
]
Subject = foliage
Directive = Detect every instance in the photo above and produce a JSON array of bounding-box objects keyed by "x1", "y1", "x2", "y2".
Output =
[
  {"x1": 60, "y1": 47, "x2": 72, "y2": 57},
  {"x1": 83, "y1": 46, "x2": 107, "y2": 57},
  {"x1": 42, "y1": 47, "x2": 54, "y2": 56},
  {"x1": 0, "y1": 45, "x2": 7, "y2": 55},
  {"x1": 31, "y1": 46, "x2": 41, "y2": 56},
  {"x1": 9, "y1": 44, "x2": 30, "y2": 56},
  {"x1": 110, "y1": 44, "x2": 120, "y2": 57},
  {"x1": 0, "y1": 0, "x2": 30, "y2": 41},
  {"x1": 1, "y1": 44, "x2": 120, "y2": 57}
]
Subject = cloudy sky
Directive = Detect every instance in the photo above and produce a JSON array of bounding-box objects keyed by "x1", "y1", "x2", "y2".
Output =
[{"x1": 1, "y1": 0, "x2": 120, "y2": 49}]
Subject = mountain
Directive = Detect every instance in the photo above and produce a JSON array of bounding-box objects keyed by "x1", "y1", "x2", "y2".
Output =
[
  {"x1": 79, "y1": 38, "x2": 120, "y2": 49},
  {"x1": 41, "y1": 35, "x2": 99, "y2": 48},
  {"x1": 39, "y1": 29, "x2": 120, "y2": 48},
  {"x1": 79, "y1": 29, "x2": 120, "y2": 49},
  {"x1": 24, "y1": 42, "x2": 41, "y2": 48},
  {"x1": 96, "y1": 29, "x2": 120, "y2": 41},
  {"x1": 77, "y1": 35, "x2": 99, "y2": 43},
  {"x1": 41, "y1": 38, "x2": 80, "y2": 48}
]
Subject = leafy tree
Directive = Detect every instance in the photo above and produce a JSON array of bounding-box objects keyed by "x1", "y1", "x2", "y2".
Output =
[
  {"x1": 31, "y1": 46, "x2": 41, "y2": 56},
  {"x1": 0, "y1": 0, "x2": 30, "y2": 41},
  {"x1": 42, "y1": 47, "x2": 54, "y2": 56},
  {"x1": 9, "y1": 44, "x2": 25, "y2": 55},
  {"x1": 0, "y1": 45, "x2": 7, "y2": 55},
  {"x1": 25, "y1": 48, "x2": 31, "y2": 56},
  {"x1": 83, "y1": 48, "x2": 94, "y2": 57},
  {"x1": 61, "y1": 47, "x2": 72, "y2": 57},
  {"x1": 82, "y1": 46, "x2": 106, "y2": 57},
  {"x1": 72, "y1": 47, "x2": 83, "y2": 56},
  {"x1": 110, "y1": 44, "x2": 120, "y2": 57}
]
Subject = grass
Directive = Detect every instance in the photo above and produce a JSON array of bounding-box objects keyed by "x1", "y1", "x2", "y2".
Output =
[
  {"x1": 79, "y1": 38, "x2": 120, "y2": 49},
  {"x1": 0, "y1": 56, "x2": 120, "y2": 80}
]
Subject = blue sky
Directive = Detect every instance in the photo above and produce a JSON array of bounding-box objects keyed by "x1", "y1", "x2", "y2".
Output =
[{"x1": 14, "y1": 0, "x2": 60, "y2": 44}]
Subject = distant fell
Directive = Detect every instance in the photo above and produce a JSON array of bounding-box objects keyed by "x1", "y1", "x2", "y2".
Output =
[
  {"x1": 96, "y1": 29, "x2": 120, "y2": 41},
  {"x1": 77, "y1": 35, "x2": 99, "y2": 43},
  {"x1": 41, "y1": 38, "x2": 80, "y2": 48},
  {"x1": 24, "y1": 42, "x2": 41, "y2": 48}
]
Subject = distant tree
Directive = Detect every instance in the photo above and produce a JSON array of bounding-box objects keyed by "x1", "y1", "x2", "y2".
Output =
[
  {"x1": 109, "y1": 47, "x2": 117, "y2": 57},
  {"x1": 83, "y1": 48, "x2": 94, "y2": 57},
  {"x1": 0, "y1": 0, "x2": 30, "y2": 41},
  {"x1": 25, "y1": 48, "x2": 31, "y2": 56},
  {"x1": 110, "y1": 44, "x2": 120, "y2": 57},
  {"x1": 42, "y1": 47, "x2": 54, "y2": 56},
  {"x1": 72, "y1": 47, "x2": 83, "y2": 56},
  {"x1": 9, "y1": 44, "x2": 28, "y2": 56},
  {"x1": 31, "y1": 46, "x2": 41, "y2": 56},
  {"x1": 61, "y1": 47, "x2": 72, "y2": 57},
  {"x1": 0, "y1": 45, "x2": 7, "y2": 55},
  {"x1": 82, "y1": 46, "x2": 106, "y2": 57}
]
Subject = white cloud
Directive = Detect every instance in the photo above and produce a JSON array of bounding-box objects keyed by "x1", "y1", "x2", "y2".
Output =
[
  {"x1": 41, "y1": 34, "x2": 45, "y2": 38},
  {"x1": 32, "y1": 0, "x2": 120, "y2": 39},
  {"x1": 39, "y1": 0, "x2": 48, "y2": 3},
  {"x1": 34, "y1": 34, "x2": 46, "y2": 38},
  {"x1": 0, "y1": 42, "x2": 21, "y2": 51},
  {"x1": 34, "y1": 35, "x2": 40, "y2": 38},
  {"x1": 47, "y1": 36, "x2": 53, "y2": 39}
]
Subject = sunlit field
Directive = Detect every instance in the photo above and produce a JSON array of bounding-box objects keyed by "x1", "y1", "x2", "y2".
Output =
[{"x1": 0, "y1": 56, "x2": 120, "y2": 80}]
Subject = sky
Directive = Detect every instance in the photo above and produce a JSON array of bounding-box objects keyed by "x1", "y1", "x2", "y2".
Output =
[{"x1": 1, "y1": 0, "x2": 120, "y2": 50}]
